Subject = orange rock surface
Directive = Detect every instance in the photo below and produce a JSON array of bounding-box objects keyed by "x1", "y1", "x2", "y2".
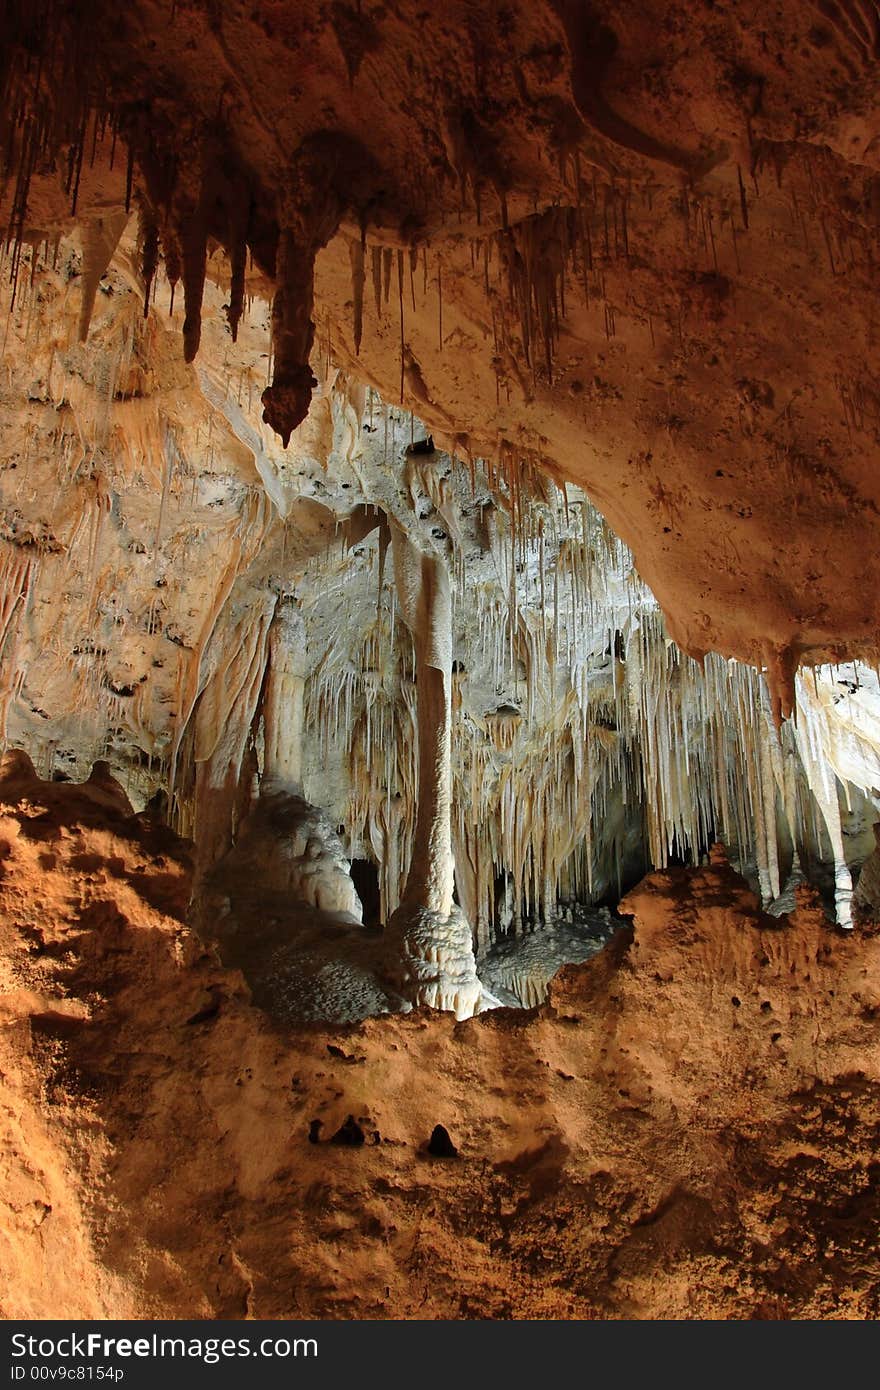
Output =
[{"x1": 2, "y1": 762, "x2": 878, "y2": 1320}]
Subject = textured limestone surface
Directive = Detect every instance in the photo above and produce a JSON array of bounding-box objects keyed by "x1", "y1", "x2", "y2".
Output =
[
  {"x1": 5, "y1": 0, "x2": 880, "y2": 690},
  {"x1": 2, "y1": 768, "x2": 879, "y2": 1320}
]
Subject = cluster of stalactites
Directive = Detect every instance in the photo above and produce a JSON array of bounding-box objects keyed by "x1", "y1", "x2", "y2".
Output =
[
  {"x1": 0, "y1": 18, "x2": 714, "y2": 462},
  {"x1": 305, "y1": 615, "x2": 419, "y2": 923},
  {"x1": 298, "y1": 442, "x2": 856, "y2": 946},
  {"x1": 0, "y1": 16, "x2": 343, "y2": 447}
]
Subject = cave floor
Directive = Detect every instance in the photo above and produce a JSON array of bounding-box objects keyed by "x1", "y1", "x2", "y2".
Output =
[{"x1": 2, "y1": 777, "x2": 879, "y2": 1320}]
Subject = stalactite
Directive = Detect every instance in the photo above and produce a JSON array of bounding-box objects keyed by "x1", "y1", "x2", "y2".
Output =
[
  {"x1": 161, "y1": 221, "x2": 182, "y2": 315},
  {"x1": 177, "y1": 193, "x2": 208, "y2": 364},
  {"x1": 226, "y1": 201, "x2": 248, "y2": 344},
  {"x1": 261, "y1": 139, "x2": 345, "y2": 446},
  {"x1": 78, "y1": 211, "x2": 129, "y2": 342},
  {"x1": 349, "y1": 236, "x2": 365, "y2": 355},
  {"x1": 139, "y1": 204, "x2": 159, "y2": 319}
]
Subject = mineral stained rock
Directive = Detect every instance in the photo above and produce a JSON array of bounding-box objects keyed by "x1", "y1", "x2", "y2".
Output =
[{"x1": 2, "y1": 769, "x2": 880, "y2": 1320}]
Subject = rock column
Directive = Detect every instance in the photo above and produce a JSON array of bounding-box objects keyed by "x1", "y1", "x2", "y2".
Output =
[
  {"x1": 383, "y1": 523, "x2": 486, "y2": 1018},
  {"x1": 262, "y1": 597, "x2": 309, "y2": 792}
]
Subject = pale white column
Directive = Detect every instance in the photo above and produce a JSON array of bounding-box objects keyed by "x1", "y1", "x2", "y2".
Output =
[
  {"x1": 384, "y1": 523, "x2": 486, "y2": 1018},
  {"x1": 262, "y1": 598, "x2": 309, "y2": 792}
]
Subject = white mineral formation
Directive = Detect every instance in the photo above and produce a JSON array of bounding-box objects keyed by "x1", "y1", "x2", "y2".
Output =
[
  {"x1": 481, "y1": 915, "x2": 613, "y2": 1009},
  {"x1": 262, "y1": 597, "x2": 310, "y2": 793},
  {"x1": 217, "y1": 789, "x2": 362, "y2": 922},
  {"x1": 383, "y1": 518, "x2": 487, "y2": 1018}
]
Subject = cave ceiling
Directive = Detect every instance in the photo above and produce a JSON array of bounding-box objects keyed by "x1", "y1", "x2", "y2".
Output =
[{"x1": 2, "y1": 0, "x2": 880, "y2": 712}]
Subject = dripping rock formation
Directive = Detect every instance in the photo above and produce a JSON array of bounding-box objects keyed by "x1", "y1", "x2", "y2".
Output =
[{"x1": 1, "y1": 0, "x2": 880, "y2": 1323}]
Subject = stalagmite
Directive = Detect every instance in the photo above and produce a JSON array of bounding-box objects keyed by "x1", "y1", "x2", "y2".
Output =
[
  {"x1": 200, "y1": 580, "x2": 363, "y2": 930},
  {"x1": 383, "y1": 519, "x2": 488, "y2": 1018},
  {"x1": 210, "y1": 785, "x2": 364, "y2": 923},
  {"x1": 4, "y1": 3, "x2": 880, "y2": 1323}
]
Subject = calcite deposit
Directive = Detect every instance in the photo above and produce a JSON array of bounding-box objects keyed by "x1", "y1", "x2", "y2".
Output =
[{"x1": 1, "y1": 0, "x2": 880, "y2": 1322}]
